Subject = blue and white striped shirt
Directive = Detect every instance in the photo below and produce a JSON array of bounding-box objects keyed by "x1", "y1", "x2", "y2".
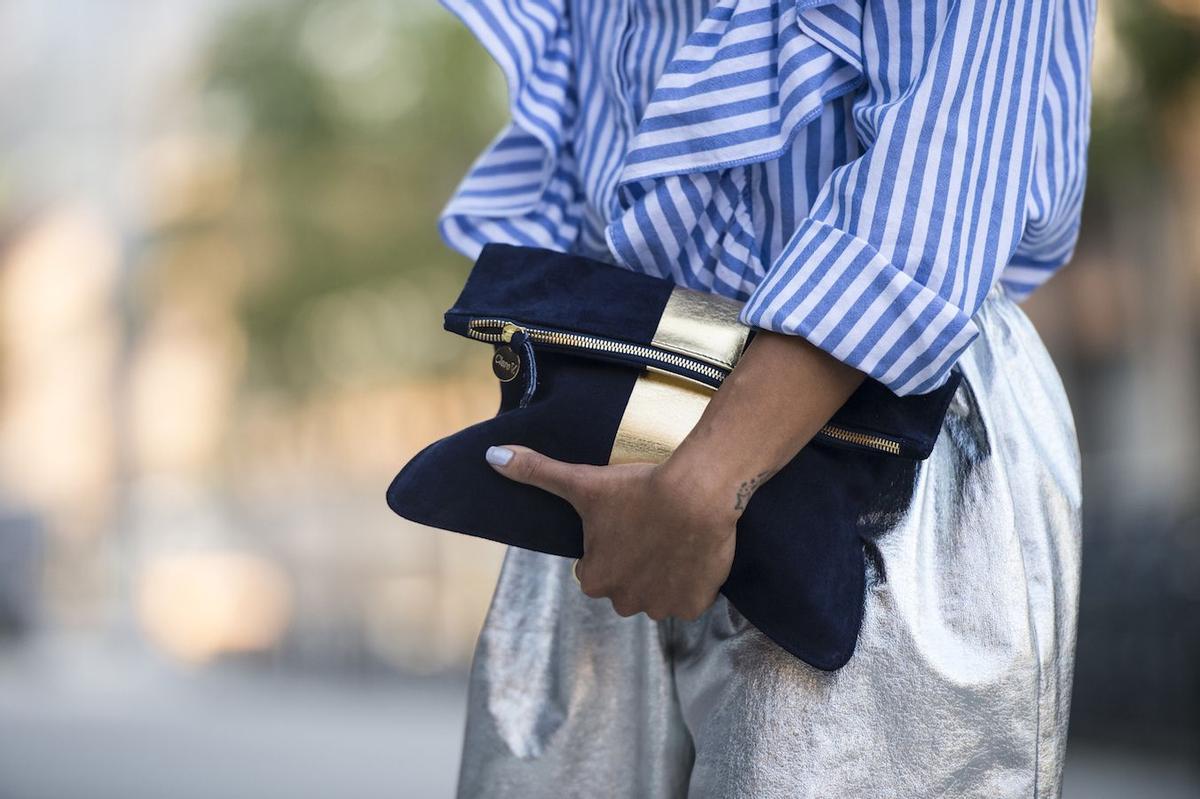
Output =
[{"x1": 439, "y1": 0, "x2": 1094, "y2": 395}]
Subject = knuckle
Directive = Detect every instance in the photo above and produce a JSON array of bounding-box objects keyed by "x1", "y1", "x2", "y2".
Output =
[
  {"x1": 610, "y1": 596, "x2": 638, "y2": 618},
  {"x1": 579, "y1": 578, "x2": 605, "y2": 599},
  {"x1": 576, "y1": 564, "x2": 608, "y2": 598}
]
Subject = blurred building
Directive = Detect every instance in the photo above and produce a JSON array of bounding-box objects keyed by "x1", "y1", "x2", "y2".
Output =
[{"x1": 0, "y1": 0, "x2": 511, "y2": 675}]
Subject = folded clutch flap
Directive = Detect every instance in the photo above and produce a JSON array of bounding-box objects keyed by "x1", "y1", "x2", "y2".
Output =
[
  {"x1": 445, "y1": 243, "x2": 750, "y2": 375},
  {"x1": 445, "y1": 244, "x2": 676, "y2": 345}
]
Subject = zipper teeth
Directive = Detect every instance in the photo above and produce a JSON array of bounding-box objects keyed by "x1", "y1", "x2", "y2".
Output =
[
  {"x1": 467, "y1": 318, "x2": 728, "y2": 384},
  {"x1": 467, "y1": 319, "x2": 903, "y2": 456},
  {"x1": 817, "y1": 424, "x2": 902, "y2": 455},
  {"x1": 464, "y1": 319, "x2": 509, "y2": 344}
]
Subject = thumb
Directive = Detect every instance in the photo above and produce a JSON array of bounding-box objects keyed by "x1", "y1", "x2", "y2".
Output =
[{"x1": 485, "y1": 445, "x2": 598, "y2": 505}]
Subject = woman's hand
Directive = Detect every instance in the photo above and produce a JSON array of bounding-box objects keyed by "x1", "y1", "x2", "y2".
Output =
[
  {"x1": 486, "y1": 330, "x2": 865, "y2": 621},
  {"x1": 485, "y1": 445, "x2": 739, "y2": 620}
]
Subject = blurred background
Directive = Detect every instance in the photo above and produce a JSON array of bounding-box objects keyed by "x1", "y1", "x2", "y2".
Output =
[{"x1": 0, "y1": 1, "x2": 1196, "y2": 797}]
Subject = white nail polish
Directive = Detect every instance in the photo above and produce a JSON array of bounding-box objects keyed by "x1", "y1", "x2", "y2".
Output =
[{"x1": 486, "y1": 446, "x2": 514, "y2": 467}]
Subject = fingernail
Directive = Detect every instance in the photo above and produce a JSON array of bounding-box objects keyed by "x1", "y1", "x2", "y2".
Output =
[{"x1": 485, "y1": 446, "x2": 514, "y2": 467}]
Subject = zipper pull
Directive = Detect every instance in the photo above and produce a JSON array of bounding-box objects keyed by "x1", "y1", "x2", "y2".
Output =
[
  {"x1": 509, "y1": 330, "x2": 538, "y2": 408},
  {"x1": 489, "y1": 324, "x2": 538, "y2": 407}
]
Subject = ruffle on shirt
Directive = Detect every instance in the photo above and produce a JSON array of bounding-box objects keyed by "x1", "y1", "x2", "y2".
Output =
[
  {"x1": 605, "y1": 0, "x2": 867, "y2": 299},
  {"x1": 439, "y1": 0, "x2": 868, "y2": 278},
  {"x1": 438, "y1": 0, "x2": 595, "y2": 258}
]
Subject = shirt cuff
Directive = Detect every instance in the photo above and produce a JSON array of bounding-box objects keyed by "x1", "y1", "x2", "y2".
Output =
[{"x1": 739, "y1": 218, "x2": 979, "y2": 396}]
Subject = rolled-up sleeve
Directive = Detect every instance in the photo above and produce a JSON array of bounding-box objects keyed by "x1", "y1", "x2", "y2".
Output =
[{"x1": 741, "y1": 0, "x2": 1065, "y2": 395}]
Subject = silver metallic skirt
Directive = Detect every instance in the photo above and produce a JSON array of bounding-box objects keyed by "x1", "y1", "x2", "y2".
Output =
[{"x1": 456, "y1": 288, "x2": 1082, "y2": 798}]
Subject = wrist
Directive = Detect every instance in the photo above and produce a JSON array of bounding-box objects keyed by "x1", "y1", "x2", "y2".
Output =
[{"x1": 658, "y1": 441, "x2": 762, "y2": 524}]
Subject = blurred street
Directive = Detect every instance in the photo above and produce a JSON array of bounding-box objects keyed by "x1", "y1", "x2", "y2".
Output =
[
  {"x1": 1, "y1": 634, "x2": 1197, "y2": 799},
  {"x1": 0, "y1": 635, "x2": 466, "y2": 799}
]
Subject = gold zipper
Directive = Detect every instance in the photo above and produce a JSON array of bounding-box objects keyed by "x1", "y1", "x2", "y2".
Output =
[
  {"x1": 467, "y1": 318, "x2": 729, "y2": 384},
  {"x1": 816, "y1": 425, "x2": 902, "y2": 455},
  {"x1": 466, "y1": 317, "x2": 904, "y2": 456}
]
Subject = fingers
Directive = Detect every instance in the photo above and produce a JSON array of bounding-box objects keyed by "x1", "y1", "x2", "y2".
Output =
[
  {"x1": 574, "y1": 556, "x2": 716, "y2": 621},
  {"x1": 485, "y1": 445, "x2": 599, "y2": 505},
  {"x1": 609, "y1": 595, "x2": 711, "y2": 621},
  {"x1": 572, "y1": 556, "x2": 605, "y2": 600},
  {"x1": 485, "y1": 445, "x2": 720, "y2": 622}
]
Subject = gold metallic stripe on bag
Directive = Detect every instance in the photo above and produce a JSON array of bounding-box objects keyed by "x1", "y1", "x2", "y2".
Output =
[
  {"x1": 608, "y1": 370, "x2": 903, "y2": 463},
  {"x1": 608, "y1": 371, "x2": 714, "y2": 465},
  {"x1": 651, "y1": 287, "x2": 750, "y2": 371}
]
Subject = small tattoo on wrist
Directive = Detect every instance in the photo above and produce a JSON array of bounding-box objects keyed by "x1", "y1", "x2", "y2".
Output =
[{"x1": 734, "y1": 469, "x2": 777, "y2": 511}]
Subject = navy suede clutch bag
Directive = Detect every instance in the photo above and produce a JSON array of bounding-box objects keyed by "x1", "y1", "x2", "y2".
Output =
[{"x1": 387, "y1": 244, "x2": 960, "y2": 670}]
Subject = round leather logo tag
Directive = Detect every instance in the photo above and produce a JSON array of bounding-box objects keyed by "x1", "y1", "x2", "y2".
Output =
[{"x1": 492, "y1": 345, "x2": 521, "y2": 382}]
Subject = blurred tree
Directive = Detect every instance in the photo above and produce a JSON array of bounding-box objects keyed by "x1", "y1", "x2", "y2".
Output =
[
  {"x1": 151, "y1": 0, "x2": 508, "y2": 394},
  {"x1": 1088, "y1": 0, "x2": 1200, "y2": 192}
]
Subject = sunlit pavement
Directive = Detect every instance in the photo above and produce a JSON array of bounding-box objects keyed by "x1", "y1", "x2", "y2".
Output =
[
  {"x1": 0, "y1": 636, "x2": 1196, "y2": 799},
  {"x1": 0, "y1": 635, "x2": 466, "y2": 799}
]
